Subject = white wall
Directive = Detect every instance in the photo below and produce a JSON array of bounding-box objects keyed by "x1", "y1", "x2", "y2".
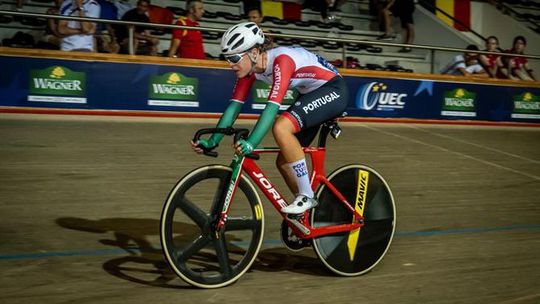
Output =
[
  {"x1": 413, "y1": 5, "x2": 478, "y2": 73},
  {"x1": 470, "y1": 1, "x2": 540, "y2": 72}
]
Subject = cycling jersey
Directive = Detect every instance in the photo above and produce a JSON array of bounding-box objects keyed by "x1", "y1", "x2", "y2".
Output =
[
  {"x1": 208, "y1": 46, "x2": 347, "y2": 150},
  {"x1": 230, "y1": 46, "x2": 340, "y2": 105}
]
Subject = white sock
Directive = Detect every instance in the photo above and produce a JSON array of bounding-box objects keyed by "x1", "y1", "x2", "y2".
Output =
[{"x1": 288, "y1": 159, "x2": 314, "y2": 198}]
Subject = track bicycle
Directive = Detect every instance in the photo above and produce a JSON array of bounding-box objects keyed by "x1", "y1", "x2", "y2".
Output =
[{"x1": 160, "y1": 119, "x2": 396, "y2": 288}]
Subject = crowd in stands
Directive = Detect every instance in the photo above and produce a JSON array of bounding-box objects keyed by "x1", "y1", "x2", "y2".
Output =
[
  {"x1": 441, "y1": 35, "x2": 536, "y2": 81},
  {"x1": 1, "y1": 0, "x2": 536, "y2": 80}
]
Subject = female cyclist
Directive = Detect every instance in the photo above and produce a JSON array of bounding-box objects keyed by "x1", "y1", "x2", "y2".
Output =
[{"x1": 191, "y1": 22, "x2": 348, "y2": 214}]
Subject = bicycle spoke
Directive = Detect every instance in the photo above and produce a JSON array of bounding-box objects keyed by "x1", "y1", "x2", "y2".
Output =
[
  {"x1": 177, "y1": 197, "x2": 209, "y2": 228},
  {"x1": 225, "y1": 217, "x2": 257, "y2": 231},
  {"x1": 213, "y1": 234, "x2": 233, "y2": 278},
  {"x1": 177, "y1": 234, "x2": 212, "y2": 262}
]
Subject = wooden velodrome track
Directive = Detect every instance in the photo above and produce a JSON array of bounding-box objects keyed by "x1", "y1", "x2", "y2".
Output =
[{"x1": 0, "y1": 113, "x2": 539, "y2": 304}]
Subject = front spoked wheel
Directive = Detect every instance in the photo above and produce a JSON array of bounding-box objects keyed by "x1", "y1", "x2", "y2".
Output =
[
  {"x1": 311, "y1": 164, "x2": 396, "y2": 276},
  {"x1": 160, "y1": 165, "x2": 264, "y2": 288}
]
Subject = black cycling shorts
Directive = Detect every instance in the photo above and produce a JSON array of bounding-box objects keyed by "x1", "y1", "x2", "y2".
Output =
[{"x1": 282, "y1": 76, "x2": 348, "y2": 147}]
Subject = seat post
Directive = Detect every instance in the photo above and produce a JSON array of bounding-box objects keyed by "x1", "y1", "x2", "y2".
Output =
[{"x1": 317, "y1": 121, "x2": 334, "y2": 148}]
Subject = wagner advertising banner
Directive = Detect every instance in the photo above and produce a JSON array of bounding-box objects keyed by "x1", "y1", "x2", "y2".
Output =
[
  {"x1": 28, "y1": 66, "x2": 87, "y2": 104},
  {"x1": 0, "y1": 54, "x2": 539, "y2": 124}
]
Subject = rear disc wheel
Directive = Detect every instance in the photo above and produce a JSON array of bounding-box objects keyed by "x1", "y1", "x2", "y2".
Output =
[{"x1": 311, "y1": 164, "x2": 396, "y2": 276}]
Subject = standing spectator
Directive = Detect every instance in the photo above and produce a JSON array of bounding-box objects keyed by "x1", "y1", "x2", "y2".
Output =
[
  {"x1": 96, "y1": 0, "x2": 120, "y2": 53},
  {"x1": 247, "y1": 6, "x2": 263, "y2": 25},
  {"x1": 247, "y1": 6, "x2": 274, "y2": 47},
  {"x1": 504, "y1": 36, "x2": 535, "y2": 81},
  {"x1": 168, "y1": 0, "x2": 205, "y2": 59},
  {"x1": 115, "y1": 0, "x2": 160, "y2": 55},
  {"x1": 58, "y1": 0, "x2": 101, "y2": 52},
  {"x1": 441, "y1": 45, "x2": 486, "y2": 77},
  {"x1": 40, "y1": 0, "x2": 66, "y2": 49},
  {"x1": 377, "y1": 0, "x2": 415, "y2": 53},
  {"x1": 478, "y1": 36, "x2": 504, "y2": 79},
  {"x1": 243, "y1": 0, "x2": 261, "y2": 15}
]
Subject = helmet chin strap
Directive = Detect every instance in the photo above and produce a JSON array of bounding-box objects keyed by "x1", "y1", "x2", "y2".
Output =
[{"x1": 247, "y1": 50, "x2": 260, "y2": 75}]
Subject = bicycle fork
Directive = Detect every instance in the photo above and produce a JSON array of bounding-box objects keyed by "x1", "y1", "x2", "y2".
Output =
[{"x1": 213, "y1": 154, "x2": 245, "y2": 236}]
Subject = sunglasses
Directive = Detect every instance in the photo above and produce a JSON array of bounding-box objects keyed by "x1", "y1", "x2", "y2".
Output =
[{"x1": 224, "y1": 52, "x2": 246, "y2": 64}]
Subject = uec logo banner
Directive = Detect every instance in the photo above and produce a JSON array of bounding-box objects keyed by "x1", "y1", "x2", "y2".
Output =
[{"x1": 355, "y1": 81, "x2": 410, "y2": 115}]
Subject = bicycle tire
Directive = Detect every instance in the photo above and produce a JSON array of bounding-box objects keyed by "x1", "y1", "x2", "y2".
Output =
[
  {"x1": 310, "y1": 164, "x2": 396, "y2": 276},
  {"x1": 160, "y1": 165, "x2": 264, "y2": 288}
]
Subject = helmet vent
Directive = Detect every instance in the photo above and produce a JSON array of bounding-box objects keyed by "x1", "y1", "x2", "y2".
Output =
[{"x1": 232, "y1": 37, "x2": 244, "y2": 51}]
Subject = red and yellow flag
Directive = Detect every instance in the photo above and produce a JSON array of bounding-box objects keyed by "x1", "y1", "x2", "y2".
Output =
[{"x1": 433, "y1": 0, "x2": 471, "y2": 31}]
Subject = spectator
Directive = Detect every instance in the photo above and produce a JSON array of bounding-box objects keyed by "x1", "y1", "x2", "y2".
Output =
[
  {"x1": 504, "y1": 36, "x2": 535, "y2": 81},
  {"x1": 441, "y1": 45, "x2": 486, "y2": 77},
  {"x1": 247, "y1": 6, "x2": 263, "y2": 25},
  {"x1": 247, "y1": 6, "x2": 274, "y2": 47},
  {"x1": 40, "y1": 0, "x2": 66, "y2": 49},
  {"x1": 115, "y1": 0, "x2": 159, "y2": 55},
  {"x1": 243, "y1": 0, "x2": 261, "y2": 15},
  {"x1": 96, "y1": 0, "x2": 120, "y2": 53},
  {"x1": 168, "y1": 0, "x2": 205, "y2": 59},
  {"x1": 58, "y1": 0, "x2": 101, "y2": 52},
  {"x1": 478, "y1": 36, "x2": 504, "y2": 79},
  {"x1": 377, "y1": 0, "x2": 415, "y2": 53}
]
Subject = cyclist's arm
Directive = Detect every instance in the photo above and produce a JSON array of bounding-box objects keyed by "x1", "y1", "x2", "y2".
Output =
[
  {"x1": 208, "y1": 74, "x2": 256, "y2": 145},
  {"x1": 244, "y1": 55, "x2": 296, "y2": 149}
]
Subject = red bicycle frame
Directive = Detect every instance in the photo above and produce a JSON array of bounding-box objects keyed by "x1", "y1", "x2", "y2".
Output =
[{"x1": 230, "y1": 146, "x2": 365, "y2": 239}]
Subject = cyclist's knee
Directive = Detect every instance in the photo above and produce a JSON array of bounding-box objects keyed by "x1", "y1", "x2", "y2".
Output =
[{"x1": 273, "y1": 116, "x2": 295, "y2": 139}]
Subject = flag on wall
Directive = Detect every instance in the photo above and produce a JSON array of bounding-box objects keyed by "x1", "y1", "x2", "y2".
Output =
[
  {"x1": 424, "y1": 0, "x2": 471, "y2": 31},
  {"x1": 261, "y1": 0, "x2": 302, "y2": 21}
]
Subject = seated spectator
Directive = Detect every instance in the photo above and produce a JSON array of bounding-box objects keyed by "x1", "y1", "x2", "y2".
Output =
[
  {"x1": 168, "y1": 0, "x2": 205, "y2": 59},
  {"x1": 96, "y1": 0, "x2": 120, "y2": 54},
  {"x1": 504, "y1": 36, "x2": 535, "y2": 81},
  {"x1": 58, "y1": 0, "x2": 101, "y2": 52},
  {"x1": 441, "y1": 45, "x2": 487, "y2": 77},
  {"x1": 39, "y1": 0, "x2": 66, "y2": 49},
  {"x1": 478, "y1": 36, "x2": 504, "y2": 78},
  {"x1": 115, "y1": 0, "x2": 159, "y2": 55},
  {"x1": 377, "y1": 0, "x2": 415, "y2": 53}
]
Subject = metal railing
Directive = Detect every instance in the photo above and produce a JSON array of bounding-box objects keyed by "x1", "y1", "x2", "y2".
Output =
[{"x1": 1, "y1": 9, "x2": 539, "y2": 73}]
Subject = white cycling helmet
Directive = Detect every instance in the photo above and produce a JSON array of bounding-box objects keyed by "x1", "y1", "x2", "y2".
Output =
[{"x1": 221, "y1": 22, "x2": 265, "y2": 55}]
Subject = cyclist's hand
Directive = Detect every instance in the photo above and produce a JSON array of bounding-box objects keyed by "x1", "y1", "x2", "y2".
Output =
[
  {"x1": 234, "y1": 139, "x2": 254, "y2": 156},
  {"x1": 191, "y1": 138, "x2": 217, "y2": 154}
]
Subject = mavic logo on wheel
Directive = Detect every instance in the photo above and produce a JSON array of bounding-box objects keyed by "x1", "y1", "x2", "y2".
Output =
[
  {"x1": 253, "y1": 172, "x2": 288, "y2": 208},
  {"x1": 356, "y1": 82, "x2": 407, "y2": 111},
  {"x1": 347, "y1": 170, "x2": 370, "y2": 261}
]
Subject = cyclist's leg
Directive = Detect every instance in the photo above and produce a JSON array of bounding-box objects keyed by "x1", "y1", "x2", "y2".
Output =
[
  {"x1": 273, "y1": 76, "x2": 348, "y2": 213},
  {"x1": 275, "y1": 125, "x2": 320, "y2": 195}
]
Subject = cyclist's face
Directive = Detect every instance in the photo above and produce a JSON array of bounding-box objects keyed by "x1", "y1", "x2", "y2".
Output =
[{"x1": 228, "y1": 49, "x2": 254, "y2": 78}]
